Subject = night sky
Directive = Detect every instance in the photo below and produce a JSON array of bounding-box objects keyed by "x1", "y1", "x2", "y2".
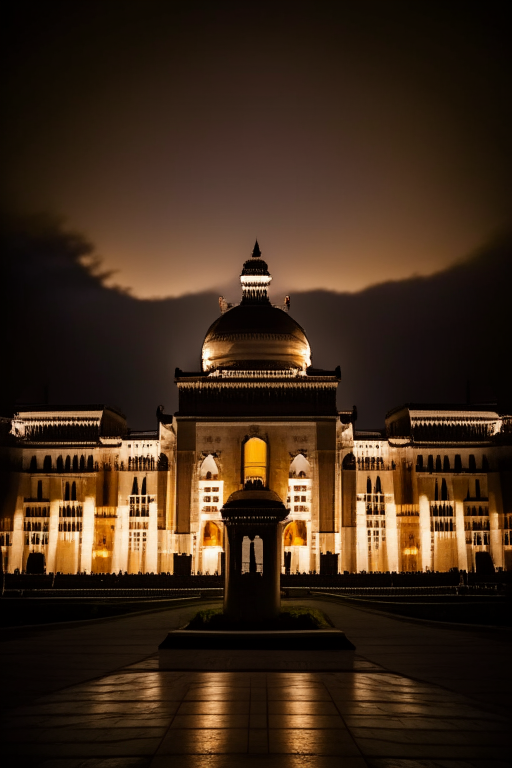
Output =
[{"x1": 2, "y1": 1, "x2": 511, "y2": 428}]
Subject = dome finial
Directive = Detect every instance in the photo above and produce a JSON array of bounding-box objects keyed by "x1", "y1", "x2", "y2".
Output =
[{"x1": 252, "y1": 240, "x2": 262, "y2": 259}]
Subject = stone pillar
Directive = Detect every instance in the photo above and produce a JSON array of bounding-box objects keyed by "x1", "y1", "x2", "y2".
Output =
[
  {"x1": 81, "y1": 496, "x2": 95, "y2": 573},
  {"x1": 455, "y1": 500, "x2": 468, "y2": 571},
  {"x1": 46, "y1": 498, "x2": 60, "y2": 573},
  {"x1": 418, "y1": 493, "x2": 431, "y2": 571},
  {"x1": 385, "y1": 501, "x2": 399, "y2": 572},
  {"x1": 356, "y1": 497, "x2": 368, "y2": 572}
]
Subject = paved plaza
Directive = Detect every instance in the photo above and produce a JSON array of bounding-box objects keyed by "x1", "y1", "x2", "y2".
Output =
[{"x1": 1, "y1": 598, "x2": 510, "y2": 767}]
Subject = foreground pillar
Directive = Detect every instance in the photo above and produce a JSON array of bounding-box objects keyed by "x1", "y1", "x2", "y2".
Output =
[{"x1": 222, "y1": 485, "x2": 288, "y2": 623}]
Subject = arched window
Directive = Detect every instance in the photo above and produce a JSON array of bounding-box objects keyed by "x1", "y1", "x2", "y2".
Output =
[
  {"x1": 289, "y1": 453, "x2": 311, "y2": 478},
  {"x1": 427, "y1": 455, "x2": 434, "y2": 472},
  {"x1": 37, "y1": 480, "x2": 43, "y2": 501},
  {"x1": 374, "y1": 476, "x2": 382, "y2": 494},
  {"x1": 342, "y1": 452, "x2": 356, "y2": 470},
  {"x1": 43, "y1": 455, "x2": 52, "y2": 471},
  {"x1": 87, "y1": 455, "x2": 94, "y2": 471},
  {"x1": 64, "y1": 482, "x2": 70, "y2": 501},
  {"x1": 141, "y1": 477, "x2": 147, "y2": 495},
  {"x1": 435, "y1": 455, "x2": 442, "y2": 472},
  {"x1": 469, "y1": 454, "x2": 476, "y2": 472},
  {"x1": 30, "y1": 455, "x2": 37, "y2": 472},
  {"x1": 443, "y1": 456, "x2": 450, "y2": 471},
  {"x1": 72, "y1": 455, "x2": 78, "y2": 471},
  {"x1": 71, "y1": 481, "x2": 77, "y2": 501},
  {"x1": 65, "y1": 456, "x2": 71, "y2": 472},
  {"x1": 441, "y1": 478, "x2": 448, "y2": 501},
  {"x1": 416, "y1": 455, "x2": 423, "y2": 471},
  {"x1": 434, "y1": 479, "x2": 439, "y2": 501},
  {"x1": 366, "y1": 477, "x2": 372, "y2": 494},
  {"x1": 454, "y1": 454, "x2": 462, "y2": 472},
  {"x1": 475, "y1": 479, "x2": 481, "y2": 499},
  {"x1": 57, "y1": 456, "x2": 64, "y2": 471},
  {"x1": 131, "y1": 477, "x2": 139, "y2": 495},
  {"x1": 482, "y1": 454, "x2": 489, "y2": 472},
  {"x1": 79, "y1": 455, "x2": 85, "y2": 470},
  {"x1": 199, "y1": 454, "x2": 219, "y2": 479},
  {"x1": 202, "y1": 521, "x2": 222, "y2": 547},
  {"x1": 244, "y1": 437, "x2": 267, "y2": 485},
  {"x1": 283, "y1": 520, "x2": 307, "y2": 547}
]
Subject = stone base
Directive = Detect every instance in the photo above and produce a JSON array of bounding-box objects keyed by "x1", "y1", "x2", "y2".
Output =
[{"x1": 159, "y1": 628, "x2": 355, "y2": 669}]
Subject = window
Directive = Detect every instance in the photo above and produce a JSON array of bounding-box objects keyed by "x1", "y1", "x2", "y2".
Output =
[
  {"x1": 283, "y1": 520, "x2": 307, "y2": 547},
  {"x1": 244, "y1": 437, "x2": 267, "y2": 485},
  {"x1": 71, "y1": 481, "x2": 77, "y2": 501},
  {"x1": 203, "y1": 521, "x2": 221, "y2": 547},
  {"x1": 441, "y1": 478, "x2": 448, "y2": 501},
  {"x1": 454, "y1": 454, "x2": 462, "y2": 472},
  {"x1": 469, "y1": 454, "x2": 476, "y2": 472},
  {"x1": 30, "y1": 456, "x2": 37, "y2": 472},
  {"x1": 443, "y1": 456, "x2": 450, "y2": 471}
]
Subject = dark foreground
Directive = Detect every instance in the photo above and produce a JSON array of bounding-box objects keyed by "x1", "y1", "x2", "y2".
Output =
[{"x1": 0, "y1": 597, "x2": 510, "y2": 767}]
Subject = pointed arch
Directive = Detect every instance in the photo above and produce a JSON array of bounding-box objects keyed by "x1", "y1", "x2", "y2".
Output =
[
  {"x1": 71, "y1": 481, "x2": 77, "y2": 501},
  {"x1": 203, "y1": 521, "x2": 222, "y2": 547},
  {"x1": 64, "y1": 482, "x2": 70, "y2": 501},
  {"x1": 441, "y1": 478, "x2": 448, "y2": 501},
  {"x1": 141, "y1": 477, "x2": 147, "y2": 495},
  {"x1": 289, "y1": 453, "x2": 311, "y2": 478},
  {"x1": 366, "y1": 477, "x2": 372, "y2": 494},
  {"x1": 131, "y1": 477, "x2": 139, "y2": 495},
  {"x1": 199, "y1": 454, "x2": 219, "y2": 479},
  {"x1": 374, "y1": 476, "x2": 382, "y2": 494}
]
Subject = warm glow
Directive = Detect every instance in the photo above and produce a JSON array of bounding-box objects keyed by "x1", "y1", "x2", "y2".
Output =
[
  {"x1": 244, "y1": 437, "x2": 267, "y2": 485},
  {"x1": 284, "y1": 520, "x2": 308, "y2": 547},
  {"x1": 202, "y1": 521, "x2": 221, "y2": 547},
  {"x1": 403, "y1": 546, "x2": 419, "y2": 556}
]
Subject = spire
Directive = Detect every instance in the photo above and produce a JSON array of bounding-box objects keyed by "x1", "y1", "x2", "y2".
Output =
[{"x1": 240, "y1": 241, "x2": 271, "y2": 304}]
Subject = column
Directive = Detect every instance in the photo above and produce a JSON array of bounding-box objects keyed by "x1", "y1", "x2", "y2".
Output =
[{"x1": 418, "y1": 493, "x2": 431, "y2": 571}]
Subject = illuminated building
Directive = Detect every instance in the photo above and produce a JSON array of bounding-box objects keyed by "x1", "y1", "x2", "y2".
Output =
[{"x1": 1, "y1": 243, "x2": 511, "y2": 574}]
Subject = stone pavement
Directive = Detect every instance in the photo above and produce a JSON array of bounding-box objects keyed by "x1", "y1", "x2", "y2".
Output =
[{"x1": 0, "y1": 598, "x2": 510, "y2": 767}]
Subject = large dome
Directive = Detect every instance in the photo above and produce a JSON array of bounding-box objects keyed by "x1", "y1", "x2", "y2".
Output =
[
  {"x1": 202, "y1": 303, "x2": 311, "y2": 372},
  {"x1": 201, "y1": 242, "x2": 312, "y2": 372}
]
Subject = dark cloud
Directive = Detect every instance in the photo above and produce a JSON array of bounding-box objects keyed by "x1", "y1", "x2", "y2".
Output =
[{"x1": 1, "y1": 214, "x2": 510, "y2": 429}]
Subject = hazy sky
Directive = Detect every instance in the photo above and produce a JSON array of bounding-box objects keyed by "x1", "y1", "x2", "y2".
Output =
[{"x1": 3, "y1": 0, "x2": 511, "y2": 300}]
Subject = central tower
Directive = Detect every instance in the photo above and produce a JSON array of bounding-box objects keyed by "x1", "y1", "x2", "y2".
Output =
[{"x1": 173, "y1": 242, "x2": 341, "y2": 577}]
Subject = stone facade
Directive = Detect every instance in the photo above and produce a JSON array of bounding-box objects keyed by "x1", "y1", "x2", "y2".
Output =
[{"x1": 1, "y1": 246, "x2": 511, "y2": 574}]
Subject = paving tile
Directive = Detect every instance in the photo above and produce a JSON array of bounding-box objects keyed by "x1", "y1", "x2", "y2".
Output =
[
  {"x1": 365, "y1": 760, "x2": 512, "y2": 768},
  {"x1": 176, "y1": 700, "x2": 251, "y2": 715},
  {"x1": 268, "y1": 699, "x2": 339, "y2": 715},
  {"x1": 269, "y1": 727, "x2": 362, "y2": 756},
  {"x1": 150, "y1": 756, "x2": 368, "y2": 768},
  {"x1": 170, "y1": 713, "x2": 249, "y2": 728},
  {"x1": 269, "y1": 714, "x2": 344, "y2": 729},
  {"x1": 157, "y1": 727, "x2": 249, "y2": 754},
  {"x1": 248, "y1": 729, "x2": 269, "y2": 753},
  {"x1": 183, "y1": 688, "x2": 251, "y2": 701}
]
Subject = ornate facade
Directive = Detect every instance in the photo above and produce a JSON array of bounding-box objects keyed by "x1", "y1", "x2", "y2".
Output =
[{"x1": 1, "y1": 244, "x2": 511, "y2": 574}]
